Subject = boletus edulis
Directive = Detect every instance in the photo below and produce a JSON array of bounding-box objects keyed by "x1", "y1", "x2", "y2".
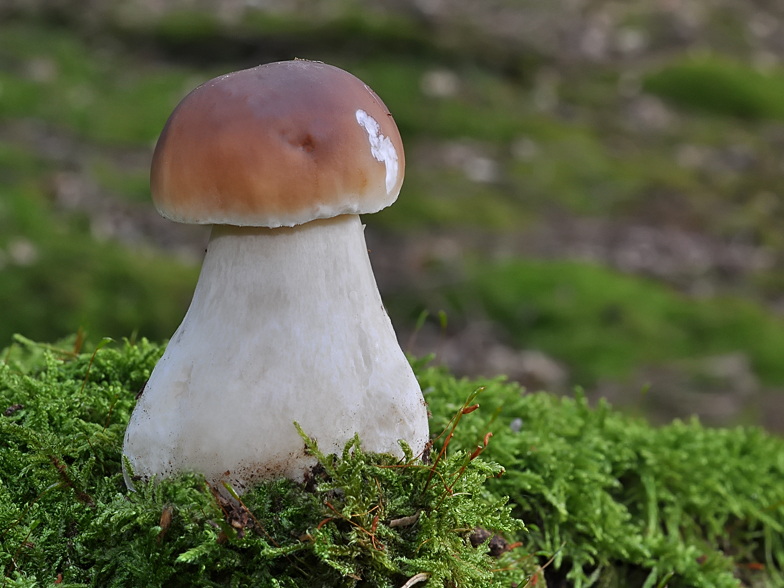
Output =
[{"x1": 122, "y1": 60, "x2": 429, "y2": 492}]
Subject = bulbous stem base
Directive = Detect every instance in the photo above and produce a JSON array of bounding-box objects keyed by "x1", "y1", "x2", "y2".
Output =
[{"x1": 123, "y1": 215, "x2": 429, "y2": 491}]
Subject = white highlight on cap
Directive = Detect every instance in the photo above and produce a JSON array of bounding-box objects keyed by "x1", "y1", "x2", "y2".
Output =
[{"x1": 356, "y1": 109, "x2": 398, "y2": 194}]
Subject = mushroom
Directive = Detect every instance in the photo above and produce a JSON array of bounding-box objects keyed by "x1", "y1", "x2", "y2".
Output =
[{"x1": 122, "y1": 60, "x2": 429, "y2": 491}]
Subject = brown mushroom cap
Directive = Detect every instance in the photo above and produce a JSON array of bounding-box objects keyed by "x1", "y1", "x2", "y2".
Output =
[{"x1": 150, "y1": 60, "x2": 405, "y2": 227}]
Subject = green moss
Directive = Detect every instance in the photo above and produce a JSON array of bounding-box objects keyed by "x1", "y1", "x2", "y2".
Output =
[
  {"x1": 151, "y1": 11, "x2": 223, "y2": 43},
  {"x1": 472, "y1": 259, "x2": 784, "y2": 385},
  {"x1": 387, "y1": 259, "x2": 784, "y2": 387},
  {"x1": 373, "y1": 169, "x2": 529, "y2": 231},
  {"x1": 0, "y1": 23, "x2": 203, "y2": 145},
  {"x1": 0, "y1": 178, "x2": 199, "y2": 345},
  {"x1": 644, "y1": 55, "x2": 784, "y2": 120},
  {"x1": 89, "y1": 160, "x2": 152, "y2": 204},
  {"x1": 0, "y1": 143, "x2": 45, "y2": 183},
  {"x1": 346, "y1": 59, "x2": 533, "y2": 143},
  {"x1": 2, "y1": 338, "x2": 784, "y2": 587},
  {"x1": 138, "y1": 7, "x2": 435, "y2": 61},
  {"x1": 421, "y1": 367, "x2": 784, "y2": 588},
  {"x1": 0, "y1": 338, "x2": 526, "y2": 587}
]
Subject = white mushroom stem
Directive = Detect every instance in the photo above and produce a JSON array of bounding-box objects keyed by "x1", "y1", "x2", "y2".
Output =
[{"x1": 123, "y1": 214, "x2": 429, "y2": 490}]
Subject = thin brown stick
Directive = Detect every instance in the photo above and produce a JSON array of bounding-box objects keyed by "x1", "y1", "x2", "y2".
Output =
[
  {"x1": 82, "y1": 433, "x2": 105, "y2": 471},
  {"x1": 5, "y1": 524, "x2": 36, "y2": 584},
  {"x1": 49, "y1": 456, "x2": 95, "y2": 508},
  {"x1": 523, "y1": 542, "x2": 565, "y2": 588},
  {"x1": 75, "y1": 338, "x2": 113, "y2": 408},
  {"x1": 102, "y1": 394, "x2": 119, "y2": 432},
  {"x1": 324, "y1": 502, "x2": 384, "y2": 550}
]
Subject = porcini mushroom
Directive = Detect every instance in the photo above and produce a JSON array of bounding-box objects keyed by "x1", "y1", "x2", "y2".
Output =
[{"x1": 122, "y1": 60, "x2": 429, "y2": 491}]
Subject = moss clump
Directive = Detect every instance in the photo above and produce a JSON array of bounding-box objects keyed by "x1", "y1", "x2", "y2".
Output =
[
  {"x1": 643, "y1": 56, "x2": 784, "y2": 121},
  {"x1": 3, "y1": 336, "x2": 784, "y2": 587},
  {"x1": 0, "y1": 337, "x2": 526, "y2": 587},
  {"x1": 389, "y1": 258, "x2": 784, "y2": 387},
  {"x1": 421, "y1": 365, "x2": 784, "y2": 588}
]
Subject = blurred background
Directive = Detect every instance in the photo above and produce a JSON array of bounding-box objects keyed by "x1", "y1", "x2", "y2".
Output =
[{"x1": 3, "y1": 0, "x2": 784, "y2": 430}]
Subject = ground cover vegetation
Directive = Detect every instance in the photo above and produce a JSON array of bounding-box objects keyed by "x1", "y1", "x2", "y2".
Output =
[
  {"x1": 3, "y1": 4, "x2": 784, "y2": 584},
  {"x1": 389, "y1": 258, "x2": 784, "y2": 387},
  {"x1": 2, "y1": 336, "x2": 784, "y2": 587},
  {"x1": 0, "y1": 337, "x2": 527, "y2": 588},
  {"x1": 4, "y1": 3, "x2": 784, "y2": 422},
  {"x1": 0, "y1": 2, "x2": 784, "y2": 408}
]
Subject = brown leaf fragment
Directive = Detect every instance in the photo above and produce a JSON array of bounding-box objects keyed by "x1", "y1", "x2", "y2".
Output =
[
  {"x1": 488, "y1": 533, "x2": 511, "y2": 557},
  {"x1": 469, "y1": 527, "x2": 492, "y2": 547},
  {"x1": 389, "y1": 511, "x2": 421, "y2": 528},
  {"x1": 212, "y1": 486, "x2": 250, "y2": 539},
  {"x1": 4, "y1": 404, "x2": 23, "y2": 416},
  {"x1": 469, "y1": 527, "x2": 512, "y2": 557},
  {"x1": 157, "y1": 506, "x2": 174, "y2": 544}
]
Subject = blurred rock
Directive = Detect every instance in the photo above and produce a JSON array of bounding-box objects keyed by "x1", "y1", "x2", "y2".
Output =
[
  {"x1": 579, "y1": 12, "x2": 613, "y2": 61},
  {"x1": 25, "y1": 58, "x2": 58, "y2": 84},
  {"x1": 590, "y1": 349, "x2": 768, "y2": 429},
  {"x1": 52, "y1": 171, "x2": 97, "y2": 209},
  {"x1": 650, "y1": 387, "x2": 749, "y2": 426},
  {"x1": 670, "y1": 0, "x2": 706, "y2": 36},
  {"x1": 420, "y1": 69, "x2": 459, "y2": 98},
  {"x1": 748, "y1": 13, "x2": 778, "y2": 40},
  {"x1": 510, "y1": 137, "x2": 540, "y2": 162},
  {"x1": 8, "y1": 238, "x2": 39, "y2": 267},
  {"x1": 674, "y1": 142, "x2": 757, "y2": 175},
  {"x1": 486, "y1": 346, "x2": 569, "y2": 391},
  {"x1": 594, "y1": 367, "x2": 752, "y2": 429},
  {"x1": 464, "y1": 157, "x2": 499, "y2": 184},
  {"x1": 412, "y1": 0, "x2": 443, "y2": 17},
  {"x1": 516, "y1": 215, "x2": 777, "y2": 289},
  {"x1": 720, "y1": 144, "x2": 757, "y2": 173},
  {"x1": 624, "y1": 94, "x2": 675, "y2": 132},
  {"x1": 758, "y1": 393, "x2": 784, "y2": 433},
  {"x1": 428, "y1": 236, "x2": 462, "y2": 263},
  {"x1": 676, "y1": 144, "x2": 711, "y2": 169},
  {"x1": 616, "y1": 27, "x2": 647, "y2": 56},
  {"x1": 411, "y1": 318, "x2": 569, "y2": 390},
  {"x1": 432, "y1": 321, "x2": 509, "y2": 379},
  {"x1": 698, "y1": 353, "x2": 758, "y2": 396},
  {"x1": 442, "y1": 142, "x2": 500, "y2": 183}
]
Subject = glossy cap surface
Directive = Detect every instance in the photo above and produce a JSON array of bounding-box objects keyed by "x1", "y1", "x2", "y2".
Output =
[{"x1": 151, "y1": 60, "x2": 405, "y2": 227}]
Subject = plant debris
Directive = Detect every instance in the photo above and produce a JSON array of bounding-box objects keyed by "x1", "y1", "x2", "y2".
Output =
[{"x1": 3, "y1": 404, "x2": 23, "y2": 417}]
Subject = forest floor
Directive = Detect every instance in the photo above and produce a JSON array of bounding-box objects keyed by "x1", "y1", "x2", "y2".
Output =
[{"x1": 4, "y1": 0, "x2": 784, "y2": 429}]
